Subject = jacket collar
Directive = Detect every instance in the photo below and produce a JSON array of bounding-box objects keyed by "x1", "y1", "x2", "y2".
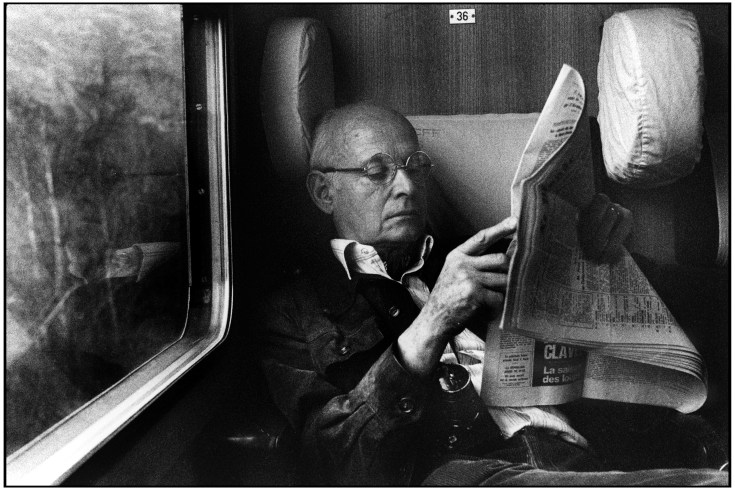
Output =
[
  {"x1": 307, "y1": 240, "x2": 446, "y2": 320},
  {"x1": 329, "y1": 235, "x2": 434, "y2": 282}
]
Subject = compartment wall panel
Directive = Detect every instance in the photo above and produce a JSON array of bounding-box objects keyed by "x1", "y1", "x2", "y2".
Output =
[{"x1": 300, "y1": 4, "x2": 727, "y2": 117}]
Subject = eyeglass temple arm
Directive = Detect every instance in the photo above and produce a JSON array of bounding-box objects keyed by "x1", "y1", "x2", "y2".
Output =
[{"x1": 318, "y1": 167, "x2": 365, "y2": 173}]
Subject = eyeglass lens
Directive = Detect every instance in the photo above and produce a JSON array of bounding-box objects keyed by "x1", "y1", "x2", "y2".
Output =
[{"x1": 365, "y1": 152, "x2": 432, "y2": 184}]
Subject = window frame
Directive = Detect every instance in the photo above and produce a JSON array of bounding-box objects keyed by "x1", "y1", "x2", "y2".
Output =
[{"x1": 5, "y1": 7, "x2": 232, "y2": 485}]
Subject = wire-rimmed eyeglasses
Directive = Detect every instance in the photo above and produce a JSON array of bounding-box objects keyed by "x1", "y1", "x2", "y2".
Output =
[{"x1": 318, "y1": 151, "x2": 433, "y2": 186}]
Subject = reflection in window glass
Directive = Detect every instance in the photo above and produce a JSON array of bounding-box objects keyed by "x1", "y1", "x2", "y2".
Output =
[{"x1": 6, "y1": 5, "x2": 187, "y2": 454}]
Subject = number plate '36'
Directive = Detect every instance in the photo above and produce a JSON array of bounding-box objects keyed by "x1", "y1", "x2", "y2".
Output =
[{"x1": 449, "y1": 9, "x2": 475, "y2": 24}]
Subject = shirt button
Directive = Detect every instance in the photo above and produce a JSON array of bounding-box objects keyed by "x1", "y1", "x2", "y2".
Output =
[
  {"x1": 338, "y1": 345, "x2": 351, "y2": 356},
  {"x1": 398, "y1": 396, "x2": 415, "y2": 413},
  {"x1": 388, "y1": 306, "x2": 401, "y2": 318}
]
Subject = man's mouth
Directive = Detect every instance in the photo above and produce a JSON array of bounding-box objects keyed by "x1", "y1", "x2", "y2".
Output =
[{"x1": 388, "y1": 210, "x2": 420, "y2": 219}]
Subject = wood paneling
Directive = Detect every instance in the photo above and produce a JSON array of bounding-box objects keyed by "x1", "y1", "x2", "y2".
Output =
[
  {"x1": 228, "y1": 3, "x2": 727, "y2": 269},
  {"x1": 291, "y1": 4, "x2": 728, "y2": 117}
]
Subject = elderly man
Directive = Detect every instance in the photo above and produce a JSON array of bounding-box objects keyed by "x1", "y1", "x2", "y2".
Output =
[{"x1": 257, "y1": 103, "x2": 726, "y2": 485}]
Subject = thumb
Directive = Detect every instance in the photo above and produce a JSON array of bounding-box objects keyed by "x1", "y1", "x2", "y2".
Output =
[{"x1": 457, "y1": 217, "x2": 517, "y2": 256}]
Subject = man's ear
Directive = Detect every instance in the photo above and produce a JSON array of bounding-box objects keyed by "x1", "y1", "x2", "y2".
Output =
[{"x1": 306, "y1": 170, "x2": 335, "y2": 215}]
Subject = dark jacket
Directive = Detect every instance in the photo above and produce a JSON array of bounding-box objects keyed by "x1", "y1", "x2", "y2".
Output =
[
  {"x1": 256, "y1": 240, "x2": 450, "y2": 485},
  {"x1": 255, "y1": 235, "x2": 727, "y2": 483}
]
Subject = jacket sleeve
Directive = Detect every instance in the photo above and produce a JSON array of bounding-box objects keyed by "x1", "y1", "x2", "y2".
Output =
[{"x1": 256, "y1": 290, "x2": 431, "y2": 485}]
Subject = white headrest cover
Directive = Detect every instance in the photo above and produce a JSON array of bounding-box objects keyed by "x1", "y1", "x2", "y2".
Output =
[
  {"x1": 597, "y1": 8, "x2": 704, "y2": 188},
  {"x1": 261, "y1": 18, "x2": 335, "y2": 181}
]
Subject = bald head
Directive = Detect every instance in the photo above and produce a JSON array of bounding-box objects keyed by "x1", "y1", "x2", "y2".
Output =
[
  {"x1": 305, "y1": 102, "x2": 428, "y2": 249},
  {"x1": 310, "y1": 103, "x2": 418, "y2": 171}
]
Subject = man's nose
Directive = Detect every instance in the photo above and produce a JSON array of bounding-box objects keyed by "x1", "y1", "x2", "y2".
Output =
[{"x1": 391, "y1": 167, "x2": 420, "y2": 195}]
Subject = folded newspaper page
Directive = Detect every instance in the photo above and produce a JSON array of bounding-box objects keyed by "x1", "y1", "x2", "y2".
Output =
[{"x1": 481, "y1": 65, "x2": 707, "y2": 414}]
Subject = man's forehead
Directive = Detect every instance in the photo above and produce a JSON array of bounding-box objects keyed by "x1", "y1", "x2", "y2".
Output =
[{"x1": 336, "y1": 112, "x2": 417, "y2": 158}]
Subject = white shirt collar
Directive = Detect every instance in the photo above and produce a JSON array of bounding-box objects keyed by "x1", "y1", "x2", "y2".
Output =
[{"x1": 330, "y1": 235, "x2": 434, "y2": 283}]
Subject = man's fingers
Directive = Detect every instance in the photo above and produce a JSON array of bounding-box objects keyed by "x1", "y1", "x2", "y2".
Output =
[
  {"x1": 477, "y1": 272, "x2": 508, "y2": 292},
  {"x1": 457, "y1": 217, "x2": 517, "y2": 256},
  {"x1": 470, "y1": 253, "x2": 510, "y2": 272},
  {"x1": 480, "y1": 288, "x2": 505, "y2": 310}
]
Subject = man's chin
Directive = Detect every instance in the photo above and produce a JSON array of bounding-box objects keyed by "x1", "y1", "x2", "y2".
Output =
[{"x1": 380, "y1": 222, "x2": 426, "y2": 245}]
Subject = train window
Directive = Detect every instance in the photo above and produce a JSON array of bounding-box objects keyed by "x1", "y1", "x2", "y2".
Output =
[{"x1": 6, "y1": 5, "x2": 231, "y2": 484}]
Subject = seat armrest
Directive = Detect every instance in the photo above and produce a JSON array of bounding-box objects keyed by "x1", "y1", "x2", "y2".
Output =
[
  {"x1": 222, "y1": 411, "x2": 297, "y2": 457},
  {"x1": 199, "y1": 404, "x2": 298, "y2": 485}
]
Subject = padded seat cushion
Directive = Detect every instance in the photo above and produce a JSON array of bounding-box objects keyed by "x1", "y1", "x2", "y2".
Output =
[
  {"x1": 408, "y1": 113, "x2": 539, "y2": 233},
  {"x1": 261, "y1": 18, "x2": 335, "y2": 182}
]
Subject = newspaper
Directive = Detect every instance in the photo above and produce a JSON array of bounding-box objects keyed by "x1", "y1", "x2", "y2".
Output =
[{"x1": 480, "y1": 65, "x2": 707, "y2": 414}]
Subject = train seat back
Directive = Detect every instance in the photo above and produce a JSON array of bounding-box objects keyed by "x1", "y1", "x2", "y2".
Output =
[
  {"x1": 259, "y1": 14, "x2": 726, "y2": 270},
  {"x1": 259, "y1": 17, "x2": 542, "y2": 245}
]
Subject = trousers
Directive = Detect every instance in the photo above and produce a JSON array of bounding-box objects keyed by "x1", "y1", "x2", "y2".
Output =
[{"x1": 422, "y1": 427, "x2": 729, "y2": 486}]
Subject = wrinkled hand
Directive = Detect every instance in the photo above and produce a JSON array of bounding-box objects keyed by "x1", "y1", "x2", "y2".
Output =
[
  {"x1": 578, "y1": 193, "x2": 633, "y2": 263},
  {"x1": 428, "y1": 217, "x2": 516, "y2": 331},
  {"x1": 398, "y1": 217, "x2": 517, "y2": 376}
]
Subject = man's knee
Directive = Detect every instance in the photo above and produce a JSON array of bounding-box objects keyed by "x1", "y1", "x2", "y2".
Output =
[
  {"x1": 421, "y1": 458, "x2": 538, "y2": 486},
  {"x1": 421, "y1": 457, "x2": 729, "y2": 486}
]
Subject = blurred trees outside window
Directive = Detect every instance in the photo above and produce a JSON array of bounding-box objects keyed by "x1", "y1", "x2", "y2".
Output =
[{"x1": 6, "y1": 4, "x2": 188, "y2": 454}]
